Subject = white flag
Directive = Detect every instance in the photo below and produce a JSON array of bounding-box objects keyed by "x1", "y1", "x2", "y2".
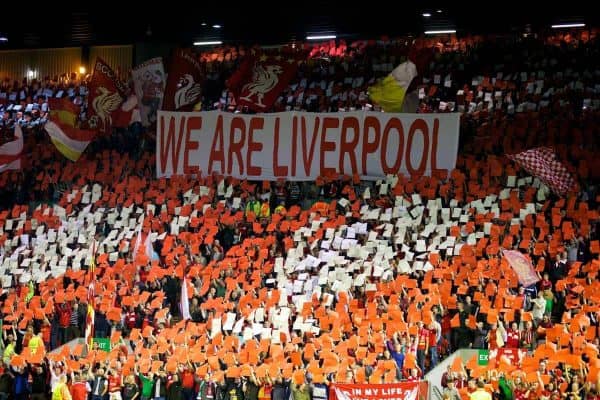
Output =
[
  {"x1": 181, "y1": 277, "x2": 191, "y2": 320},
  {"x1": 132, "y1": 215, "x2": 144, "y2": 258},
  {"x1": 144, "y1": 231, "x2": 153, "y2": 259}
]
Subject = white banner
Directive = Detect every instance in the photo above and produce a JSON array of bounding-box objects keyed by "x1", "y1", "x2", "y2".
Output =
[
  {"x1": 156, "y1": 111, "x2": 460, "y2": 180},
  {"x1": 132, "y1": 58, "x2": 166, "y2": 127}
]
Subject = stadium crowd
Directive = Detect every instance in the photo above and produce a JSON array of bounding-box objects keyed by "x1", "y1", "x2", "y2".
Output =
[{"x1": 0, "y1": 29, "x2": 598, "y2": 400}]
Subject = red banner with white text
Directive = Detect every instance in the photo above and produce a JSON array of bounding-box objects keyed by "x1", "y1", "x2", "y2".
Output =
[
  {"x1": 156, "y1": 111, "x2": 460, "y2": 180},
  {"x1": 330, "y1": 382, "x2": 428, "y2": 400}
]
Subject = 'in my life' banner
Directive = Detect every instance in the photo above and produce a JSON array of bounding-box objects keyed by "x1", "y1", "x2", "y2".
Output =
[
  {"x1": 156, "y1": 111, "x2": 460, "y2": 180},
  {"x1": 330, "y1": 382, "x2": 428, "y2": 400}
]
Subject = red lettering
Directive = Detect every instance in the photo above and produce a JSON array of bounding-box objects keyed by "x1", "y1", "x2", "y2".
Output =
[
  {"x1": 301, "y1": 116, "x2": 320, "y2": 176},
  {"x1": 362, "y1": 116, "x2": 381, "y2": 175},
  {"x1": 247, "y1": 117, "x2": 263, "y2": 176},
  {"x1": 320, "y1": 117, "x2": 338, "y2": 177},
  {"x1": 430, "y1": 119, "x2": 445, "y2": 177},
  {"x1": 339, "y1": 117, "x2": 360, "y2": 175},
  {"x1": 406, "y1": 118, "x2": 429, "y2": 177},
  {"x1": 380, "y1": 118, "x2": 404, "y2": 174},
  {"x1": 291, "y1": 116, "x2": 297, "y2": 176},
  {"x1": 184, "y1": 117, "x2": 201, "y2": 175},
  {"x1": 228, "y1": 117, "x2": 246, "y2": 175},
  {"x1": 273, "y1": 118, "x2": 288, "y2": 176},
  {"x1": 208, "y1": 115, "x2": 225, "y2": 174},
  {"x1": 159, "y1": 115, "x2": 185, "y2": 175}
]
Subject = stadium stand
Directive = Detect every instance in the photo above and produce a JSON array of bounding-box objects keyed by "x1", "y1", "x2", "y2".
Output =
[{"x1": 0, "y1": 29, "x2": 598, "y2": 400}]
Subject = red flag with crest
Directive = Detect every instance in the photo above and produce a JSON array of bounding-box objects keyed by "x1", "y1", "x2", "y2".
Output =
[
  {"x1": 233, "y1": 54, "x2": 299, "y2": 112},
  {"x1": 162, "y1": 49, "x2": 203, "y2": 111},
  {"x1": 87, "y1": 57, "x2": 127, "y2": 132}
]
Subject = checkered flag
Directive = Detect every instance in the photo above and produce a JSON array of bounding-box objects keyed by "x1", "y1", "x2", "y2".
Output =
[{"x1": 507, "y1": 147, "x2": 575, "y2": 196}]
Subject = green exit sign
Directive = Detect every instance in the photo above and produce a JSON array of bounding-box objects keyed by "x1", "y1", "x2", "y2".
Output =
[
  {"x1": 93, "y1": 338, "x2": 111, "y2": 352},
  {"x1": 478, "y1": 349, "x2": 489, "y2": 365}
]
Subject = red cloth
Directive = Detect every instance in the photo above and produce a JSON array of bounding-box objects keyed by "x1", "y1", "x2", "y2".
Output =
[
  {"x1": 506, "y1": 329, "x2": 520, "y2": 348},
  {"x1": 87, "y1": 57, "x2": 127, "y2": 133},
  {"x1": 417, "y1": 328, "x2": 429, "y2": 350},
  {"x1": 235, "y1": 54, "x2": 299, "y2": 112},
  {"x1": 72, "y1": 382, "x2": 89, "y2": 400},
  {"x1": 181, "y1": 370, "x2": 194, "y2": 389},
  {"x1": 108, "y1": 375, "x2": 122, "y2": 392},
  {"x1": 163, "y1": 49, "x2": 204, "y2": 112}
]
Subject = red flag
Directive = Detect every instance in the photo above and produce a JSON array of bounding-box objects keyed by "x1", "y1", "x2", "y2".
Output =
[
  {"x1": 234, "y1": 55, "x2": 299, "y2": 112},
  {"x1": 507, "y1": 147, "x2": 575, "y2": 196},
  {"x1": 226, "y1": 55, "x2": 255, "y2": 98},
  {"x1": 87, "y1": 57, "x2": 127, "y2": 132},
  {"x1": 163, "y1": 49, "x2": 203, "y2": 111}
]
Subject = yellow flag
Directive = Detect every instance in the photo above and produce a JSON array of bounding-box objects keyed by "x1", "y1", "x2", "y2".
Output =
[{"x1": 369, "y1": 60, "x2": 417, "y2": 113}]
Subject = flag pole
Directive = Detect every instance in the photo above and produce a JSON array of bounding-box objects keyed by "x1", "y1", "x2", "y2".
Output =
[{"x1": 85, "y1": 240, "x2": 97, "y2": 353}]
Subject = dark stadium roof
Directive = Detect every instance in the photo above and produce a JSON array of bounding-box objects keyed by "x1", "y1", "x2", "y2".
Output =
[{"x1": 0, "y1": 2, "x2": 596, "y2": 49}]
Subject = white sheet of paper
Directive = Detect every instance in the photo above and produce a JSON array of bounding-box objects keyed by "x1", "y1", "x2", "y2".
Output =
[
  {"x1": 255, "y1": 307, "x2": 265, "y2": 322},
  {"x1": 211, "y1": 318, "x2": 222, "y2": 338},
  {"x1": 507, "y1": 176, "x2": 516, "y2": 187},
  {"x1": 223, "y1": 312, "x2": 236, "y2": 331}
]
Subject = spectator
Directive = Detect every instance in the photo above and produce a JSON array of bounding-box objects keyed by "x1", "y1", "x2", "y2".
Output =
[
  {"x1": 166, "y1": 374, "x2": 182, "y2": 400},
  {"x1": 122, "y1": 375, "x2": 139, "y2": 400},
  {"x1": 71, "y1": 372, "x2": 92, "y2": 400},
  {"x1": 91, "y1": 368, "x2": 108, "y2": 400},
  {"x1": 52, "y1": 375, "x2": 72, "y2": 400},
  {"x1": 469, "y1": 381, "x2": 491, "y2": 400}
]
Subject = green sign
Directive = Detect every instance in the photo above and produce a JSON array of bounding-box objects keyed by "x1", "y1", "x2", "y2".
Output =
[
  {"x1": 93, "y1": 338, "x2": 111, "y2": 352},
  {"x1": 478, "y1": 349, "x2": 489, "y2": 366}
]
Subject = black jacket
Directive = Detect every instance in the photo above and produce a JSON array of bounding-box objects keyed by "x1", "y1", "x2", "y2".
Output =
[
  {"x1": 167, "y1": 381, "x2": 183, "y2": 400},
  {"x1": 152, "y1": 376, "x2": 168, "y2": 398}
]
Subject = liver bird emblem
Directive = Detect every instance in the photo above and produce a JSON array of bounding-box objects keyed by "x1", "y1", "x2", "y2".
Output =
[
  {"x1": 240, "y1": 64, "x2": 283, "y2": 107},
  {"x1": 174, "y1": 74, "x2": 202, "y2": 110},
  {"x1": 91, "y1": 87, "x2": 122, "y2": 130}
]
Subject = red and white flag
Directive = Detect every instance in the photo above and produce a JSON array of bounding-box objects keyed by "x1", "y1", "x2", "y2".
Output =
[
  {"x1": 0, "y1": 125, "x2": 24, "y2": 172},
  {"x1": 163, "y1": 50, "x2": 203, "y2": 112},
  {"x1": 87, "y1": 57, "x2": 127, "y2": 132},
  {"x1": 503, "y1": 250, "x2": 540, "y2": 287},
  {"x1": 132, "y1": 57, "x2": 166, "y2": 126},
  {"x1": 232, "y1": 54, "x2": 299, "y2": 112},
  {"x1": 507, "y1": 147, "x2": 575, "y2": 196}
]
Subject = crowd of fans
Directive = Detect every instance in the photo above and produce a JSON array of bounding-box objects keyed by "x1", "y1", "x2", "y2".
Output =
[{"x1": 0, "y1": 29, "x2": 598, "y2": 400}]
